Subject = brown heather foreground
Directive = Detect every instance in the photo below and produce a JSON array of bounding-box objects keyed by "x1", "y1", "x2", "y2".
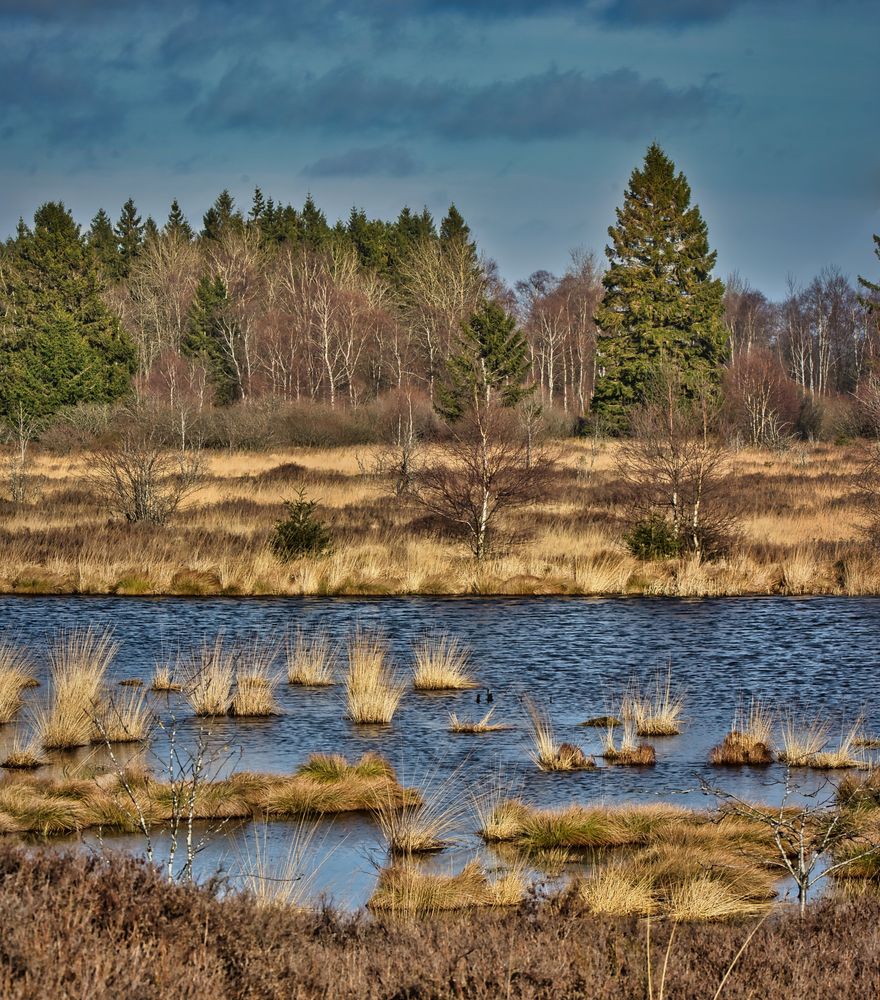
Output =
[
  {"x1": 0, "y1": 845, "x2": 878, "y2": 1000},
  {"x1": 1, "y1": 440, "x2": 878, "y2": 597}
]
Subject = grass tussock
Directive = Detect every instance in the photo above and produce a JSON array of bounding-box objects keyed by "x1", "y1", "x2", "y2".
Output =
[
  {"x1": 344, "y1": 628, "x2": 405, "y2": 725},
  {"x1": 97, "y1": 688, "x2": 152, "y2": 743},
  {"x1": 580, "y1": 715, "x2": 621, "y2": 728},
  {"x1": 149, "y1": 664, "x2": 182, "y2": 692},
  {"x1": 578, "y1": 863, "x2": 657, "y2": 916},
  {"x1": 36, "y1": 627, "x2": 116, "y2": 749},
  {"x1": 601, "y1": 718, "x2": 656, "y2": 766},
  {"x1": 411, "y1": 633, "x2": 476, "y2": 691},
  {"x1": 237, "y1": 820, "x2": 324, "y2": 910},
  {"x1": 525, "y1": 697, "x2": 594, "y2": 771},
  {"x1": 183, "y1": 636, "x2": 235, "y2": 716},
  {"x1": 448, "y1": 707, "x2": 510, "y2": 732},
  {"x1": 1, "y1": 733, "x2": 48, "y2": 770},
  {"x1": 627, "y1": 668, "x2": 684, "y2": 736},
  {"x1": 285, "y1": 628, "x2": 336, "y2": 686},
  {"x1": 374, "y1": 776, "x2": 464, "y2": 855},
  {"x1": 711, "y1": 700, "x2": 774, "y2": 765},
  {"x1": 368, "y1": 860, "x2": 526, "y2": 913},
  {"x1": 0, "y1": 643, "x2": 37, "y2": 725},
  {"x1": 777, "y1": 715, "x2": 830, "y2": 766},
  {"x1": 810, "y1": 720, "x2": 869, "y2": 769},
  {"x1": 230, "y1": 642, "x2": 281, "y2": 717}
]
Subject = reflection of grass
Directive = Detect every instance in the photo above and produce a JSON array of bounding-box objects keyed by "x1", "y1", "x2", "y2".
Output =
[{"x1": 411, "y1": 633, "x2": 476, "y2": 691}]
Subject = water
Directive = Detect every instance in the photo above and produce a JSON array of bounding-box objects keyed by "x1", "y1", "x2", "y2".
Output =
[{"x1": 1, "y1": 594, "x2": 878, "y2": 906}]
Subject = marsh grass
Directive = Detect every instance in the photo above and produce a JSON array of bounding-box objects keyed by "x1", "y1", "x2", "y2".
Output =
[
  {"x1": 778, "y1": 715, "x2": 830, "y2": 766},
  {"x1": 578, "y1": 863, "x2": 657, "y2": 916},
  {"x1": 448, "y1": 707, "x2": 510, "y2": 732},
  {"x1": 1, "y1": 731, "x2": 48, "y2": 770},
  {"x1": 411, "y1": 633, "x2": 476, "y2": 691},
  {"x1": 711, "y1": 701, "x2": 775, "y2": 766},
  {"x1": 810, "y1": 719, "x2": 868, "y2": 769},
  {"x1": 524, "y1": 697, "x2": 594, "y2": 771},
  {"x1": 344, "y1": 628, "x2": 405, "y2": 724},
  {"x1": 97, "y1": 688, "x2": 152, "y2": 743},
  {"x1": 285, "y1": 628, "x2": 336, "y2": 686},
  {"x1": 368, "y1": 860, "x2": 526, "y2": 913},
  {"x1": 629, "y1": 668, "x2": 685, "y2": 736},
  {"x1": 602, "y1": 717, "x2": 656, "y2": 766},
  {"x1": 183, "y1": 636, "x2": 235, "y2": 716},
  {"x1": 665, "y1": 875, "x2": 769, "y2": 921},
  {"x1": 580, "y1": 715, "x2": 621, "y2": 728},
  {"x1": 236, "y1": 820, "x2": 326, "y2": 909},
  {"x1": 231, "y1": 641, "x2": 281, "y2": 717},
  {"x1": 374, "y1": 773, "x2": 466, "y2": 855},
  {"x1": 0, "y1": 643, "x2": 36, "y2": 724},
  {"x1": 36, "y1": 627, "x2": 116, "y2": 749},
  {"x1": 149, "y1": 664, "x2": 183, "y2": 692}
]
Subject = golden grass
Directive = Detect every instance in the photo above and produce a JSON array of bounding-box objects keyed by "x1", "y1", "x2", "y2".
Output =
[
  {"x1": 285, "y1": 628, "x2": 336, "y2": 686},
  {"x1": 183, "y1": 636, "x2": 235, "y2": 716},
  {"x1": 344, "y1": 628, "x2": 405, "y2": 724},
  {"x1": 237, "y1": 820, "x2": 324, "y2": 910},
  {"x1": 149, "y1": 664, "x2": 182, "y2": 692},
  {"x1": 374, "y1": 776, "x2": 464, "y2": 855},
  {"x1": 448, "y1": 707, "x2": 510, "y2": 732},
  {"x1": 411, "y1": 633, "x2": 476, "y2": 691},
  {"x1": 0, "y1": 642, "x2": 36, "y2": 724},
  {"x1": 777, "y1": 715, "x2": 830, "y2": 766},
  {"x1": 602, "y1": 717, "x2": 656, "y2": 766},
  {"x1": 578, "y1": 863, "x2": 657, "y2": 916},
  {"x1": 36, "y1": 627, "x2": 116, "y2": 749},
  {"x1": 810, "y1": 719, "x2": 869, "y2": 770},
  {"x1": 0, "y1": 733, "x2": 48, "y2": 770},
  {"x1": 98, "y1": 688, "x2": 152, "y2": 742},
  {"x1": 368, "y1": 860, "x2": 526, "y2": 913},
  {"x1": 711, "y1": 702, "x2": 775, "y2": 765},
  {"x1": 665, "y1": 875, "x2": 769, "y2": 921},
  {"x1": 628, "y1": 669, "x2": 684, "y2": 736},
  {"x1": 0, "y1": 753, "x2": 416, "y2": 836},
  {"x1": 2, "y1": 441, "x2": 877, "y2": 598},
  {"x1": 524, "y1": 697, "x2": 594, "y2": 771},
  {"x1": 230, "y1": 642, "x2": 281, "y2": 717}
]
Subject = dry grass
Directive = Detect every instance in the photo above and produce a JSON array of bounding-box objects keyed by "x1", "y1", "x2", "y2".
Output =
[
  {"x1": 344, "y1": 628, "x2": 405, "y2": 725},
  {"x1": 285, "y1": 628, "x2": 336, "y2": 686},
  {"x1": 97, "y1": 688, "x2": 152, "y2": 742},
  {"x1": 230, "y1": 641, "x2": 281, "y2": 717},
  {"x1": 2, "y1": 442, "x2": 877, "y2": 599},
  {"x1": 665, "y1": 875, "x2": 769, "y2": 921},
  {"x1": 628, "y1": 668, "x2": 685, "y2": 736},
  {"x1": 236, "y1": 820, "x2": 325, "y2": 910},
  {"x1": 374, "y1": 775, "x2": 465, "y2": 855},
  {"x1": 1, "y1": 733, "x2": 48, "y2": 770},
  {"x1": 778, "y1": 715, "x2": 830, "y2": 766},
  {"x1": 448, "y1": 707, "x2": 510, "y2": 732},
  {"x1": 149, "y1": 664, "x2": 182, "y2": 692},
  {"x1": 602, "y1": 718, "x2": 657, "y2": 766},
  {"x1": 578, "y1": 863, "x2": 658, "y2": 916},
  {"x1": 810, "y1": 719, "x2": 869, "y2": 769},
  {"x1": 36, "y1": 627, "x2": 116, "y2": 749},
  {"x1": 0, "y1": 643, "x2": 36, "y2": 724},
  {"x1": 524, "y1": 697, "x2": 594, "y2": 771},
  {"x1": 183, "y1": 636, "x2": 235, "y2": 716},
  {"x1": 711, "y1": 701, "x2": 775, "y2": 765},
  {"x1": 411, "y1": 633, "x2": 476, "y2": 690},
  {"x1": 368, "y1": 860, "x2": 526, "y2": 913}
]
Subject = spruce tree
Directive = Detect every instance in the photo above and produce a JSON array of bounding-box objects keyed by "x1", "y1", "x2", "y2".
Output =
[
  {"x1": 201, "y1": 190, "x2": 242, "y2": 241},
  {"x1": 300, "y1": 194, "x2": 330, "y2": 249},
  {"x1": 858, "y1": 234, "x2": 880, "y2": 323},
  {"x1": 0, "y1": 202, "x2": 135, "y2": 419},
  {"x1": 249, "y1": 186, "x2": 266, "y2": 226},
  {"x1": 144, "y1": 216, "x2": 159, "y2": 244},
  {"x1": 438, "y1": 299, "x2": 531, "y2": 420},
  {"x1": 182, "y1": 274, "x2": 240, "y2": 402},
  {"x1": 593, "y1": 143, "x2": 726, "y2": 429},
  {"x1": 88, "y1": 208, "x2": 120, "y2": 279},
  {"x1": 165, "y1": 199, "x2": 193, "y2": 240},
  {"x1": 115, "y1": 198, "x2": 144, "y2": 278}
]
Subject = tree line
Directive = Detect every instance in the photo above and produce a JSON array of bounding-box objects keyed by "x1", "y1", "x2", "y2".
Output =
[{"x1": 1, "y1": 144, "x2": 879, "y2": 442}]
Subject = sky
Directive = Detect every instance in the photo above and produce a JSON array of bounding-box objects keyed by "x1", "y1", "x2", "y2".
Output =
[{"x1": 1, "y1": 0, "x2": 878, "y2": 300}]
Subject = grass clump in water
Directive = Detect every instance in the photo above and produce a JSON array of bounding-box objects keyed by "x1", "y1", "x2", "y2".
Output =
[
  {"x1": 627, "y1": 667, "x2": 684, "y2": 736},
  {"x1": 344, "y1": 628, "x2": 405, "y2": 724},
  {"x1": 230, "y1": 641, "x2": 281, "y2": 717},
  {"x1": 448, "y1": 707, "x2": 509, "y2": 733},
  {"x1": 525, "y1": 698, "x2": 594, "y2": 771},
  {"x1": 183, "y1": 636, "x2": 235, "y2": 716},
  {"x1": 285, "y1": 628, "x2": 336, "y2": 686},
  {"x1": 97, "y1": 688, "x2": 152, "y2": 743},
  {"x1": 777, "y1": 715, "x2": 830, "y2": 766},
  {"x1": 149, "y1": 664, "x2": 182, "y2": 692},
  {"x1": 0, "y1": 643, "x2": 37, "y2": 725},
  {"x1": 810, "y1": 719, "x2": 868, "y2": 769},
  {"x1": 710, "y1": 700, "x2": 774, "y2": 765},
  {"x1": 411, "y1": 633, "x2": 476, "y2": 691},
  {"x1": 601, "y1": 718, "x2": 656, "y2": 766},
  {"x1": 368, "y1": 860, "x2": 525, "y2": 913}
]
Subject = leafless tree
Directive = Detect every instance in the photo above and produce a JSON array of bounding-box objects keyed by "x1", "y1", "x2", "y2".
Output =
[
  {"x1": 90, "y1": 409, "x2": 203, "y2": 524},
  {"x1": 619, "y1": 369, "x2": 737, "y2": 559},
  {"x1": 409, "y1": 401, "x2": 552, "y2": 560},
  {"x1": 723, "y1": 348, "x2": 800, "y2": 448},
  {"x1": 2, "y1": 403, "x2": 40, "y2": 503}
]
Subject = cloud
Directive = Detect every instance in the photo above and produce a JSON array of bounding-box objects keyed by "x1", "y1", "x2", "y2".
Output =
[
  {"x1": 301, "y1": 144, "x2": 420, "y2": 178},
  {"x1": 191, "y1": 62, "x2": 724, "y2": 142},
  {"x1": 598, "y1": 0, "x2": 748, "y2": 27}
]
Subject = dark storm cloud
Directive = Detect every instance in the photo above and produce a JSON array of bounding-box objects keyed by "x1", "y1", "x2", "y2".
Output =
[
  {"x1": 302, "y1": 145, "x2": 420, "y2": 178},
  {"x1": 192, "y1": 63, "x2": 723, "y2": 142}
]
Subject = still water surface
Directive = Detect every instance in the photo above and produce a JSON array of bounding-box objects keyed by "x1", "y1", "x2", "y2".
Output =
[{"x1": 1, "y1": 594, "x2": 877, "y2": 906}]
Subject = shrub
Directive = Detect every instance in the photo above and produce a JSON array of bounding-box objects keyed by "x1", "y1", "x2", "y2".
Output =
[
  {"x1": 268, "y1": 488, "x2": 333, "y2": 562},
  {"x1": 624, "y1": 515, "x2": 681, "y2": 560}
]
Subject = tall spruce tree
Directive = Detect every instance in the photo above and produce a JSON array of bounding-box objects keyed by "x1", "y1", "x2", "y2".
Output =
[
  {"x1": 593, "y1": 143, "x2": 726, "y2": 429},
  {"x1": 165, "y1": 199, "x2": 193, "y2": 240},
  {"x1": 88, "y1": 208, "x2": 120, "y2": 278},
  {"x1": 858, "y1": 234, "x2": 880, "y2": 326},
  {"x1": 115, "y1": 198, "x2": 144, "y2": 278},
  {"x1": 437, "y1": 299, "x2": 531, "y2": 420},
  {"x1": 182, "y1": 274, "x2": 240, "y2": 402},
  {"x1": 0, "y1": 202, "x2": 135, "y2": 419},
  {"x1": 202, "y1": 190, "x2": 242, "y2": 241}
]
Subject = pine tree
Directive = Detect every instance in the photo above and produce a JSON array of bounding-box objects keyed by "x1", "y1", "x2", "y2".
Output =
[
  {"x1": 249, "y1": 187, "x2": 266, "y2": 226},
  {"x1": 88, "y1": 208, "x2": 120, "y2": 279},
  {"x1": 440, "y1": 203, "x2": 480, "y2": 278},
  {"x1": 0, "y1": 202, "x2": 136, "y2": 419},
  {"x1": 144, "y1": 216, "x2": 159, "y2": 244},
  {"x1": 182, "y1": 274, "x2": 240, "y2": 402},
  {"x1": 593, "y1": 143, "x2": 727, "y2": 429},
  {"x1": 437, "y1": 299, "x2": 531, "y2": 420},
  {"x1": 115, "y1": 198, "x2": 144, "y2": 278},
  {"x1": 165, "y1": 199, "x2": 193, "y2": 240}
]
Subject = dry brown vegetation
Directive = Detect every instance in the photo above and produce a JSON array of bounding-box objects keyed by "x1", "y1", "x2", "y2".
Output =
[
  {"x1": 344, "y1": 628, "x2": 405, "y2": 724},
  {"x1": 1, "y1": 440, "x2": 878, "y2": 597}
]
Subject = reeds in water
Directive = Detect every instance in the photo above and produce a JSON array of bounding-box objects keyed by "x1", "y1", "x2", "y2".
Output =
[
  {"x1": 344, "y1": 628, "x2": 405, "y2": 724},
  {"x1": 183, "y1": 636, "x2": 235, "y2": 716},
  {"x1": 230, "y1": 641, "x2": 280, "y2": 717},
  {"x1": 777, "y1": 715, "x2": 830, "y2": 766},
  {"x1": 237, "y1": 820, "x2": 325, "y2": 910},
  {"x1": 411, "y1": 633, "x2": 476, "y2": 691},
  {"x1": 627, "y1": 668, "x2": 684, "y2": 736},
  {"x1": 97, "y1": 688, "x2": 153, "y2": 743},
  {"x1": 525, "y1": 697, "x2": 594, "y2": 771},
  {"x1": 710, "y1": 700, "x2": 774, "y2": 765},
  {"x1": 448, "y1": 707, "x2": 510, "y2": 733},
  {"x1": 601, "y1": 717, "x2": 656, "y2": 766},
  {"x1": 810, "y1": 719, "x2": 868, "y2": 769},
  {"x1": 149, "y1": 664, "x2": 182, "y2": 692},
  {"x1": 285, "y1": 628, "x2": 336, "y2": 686},
  {"x1": 374, "y1": 775, "x2": 465, "y2": 855},
  {"x1": 0, "y1": 642, "x2": 36, "y2": 724},
  {"x1": 36, "y1": 627, "x2": 116, "y2": 749}
]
